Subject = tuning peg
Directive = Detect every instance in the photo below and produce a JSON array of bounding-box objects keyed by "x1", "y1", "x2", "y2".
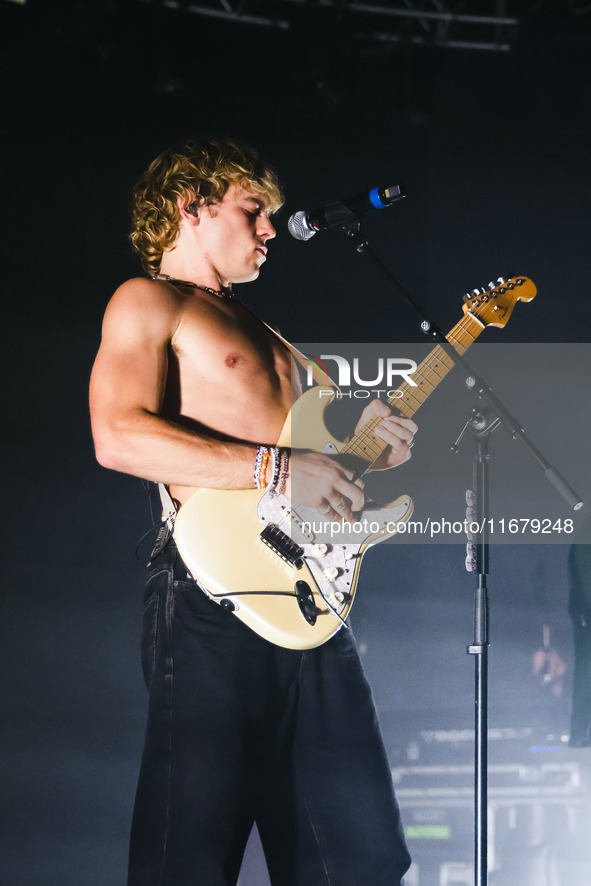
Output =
[
  {"x1": 463, "y1": 292, "x2": 472, "y2": 303},
  {"x1": 488, "y1": 281, "x2": 496, "y2": 290},
  {"x1": 496, "y1": 276, "x2": 506, "y2": 284}
]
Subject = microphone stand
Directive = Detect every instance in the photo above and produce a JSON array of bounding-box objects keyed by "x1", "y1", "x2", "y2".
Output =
[{"x1": 335, "y1": 218, "x2": 583, "y2": 886}]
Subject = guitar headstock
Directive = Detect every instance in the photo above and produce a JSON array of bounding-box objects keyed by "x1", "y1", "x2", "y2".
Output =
[{"x1": 462, "y1": 276, "x2": 536, "y2": 328}]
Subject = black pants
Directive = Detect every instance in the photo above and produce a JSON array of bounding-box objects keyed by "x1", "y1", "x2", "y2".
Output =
[{"x1": 128, "y1": 534, "x2": 411, "y2": 886}]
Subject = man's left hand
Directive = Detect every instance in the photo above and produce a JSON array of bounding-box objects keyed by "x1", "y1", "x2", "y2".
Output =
[{"x1": 354, "y1": 400, "x2": 417, "y2": 470}]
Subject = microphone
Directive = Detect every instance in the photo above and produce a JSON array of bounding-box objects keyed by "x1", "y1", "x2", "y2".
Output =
[{"x1": 288, "y1": 183, "x2": 405, "y2": 241}]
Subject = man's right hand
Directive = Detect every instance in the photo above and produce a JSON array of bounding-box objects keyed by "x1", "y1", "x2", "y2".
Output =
[{"x1": 285, "y1": 451, "x2": 365, "y2": 522}]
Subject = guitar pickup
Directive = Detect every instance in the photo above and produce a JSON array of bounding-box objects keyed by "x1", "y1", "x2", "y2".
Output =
[{"x1": 260, "y1": 524, "x2": 305, "y2": 568}]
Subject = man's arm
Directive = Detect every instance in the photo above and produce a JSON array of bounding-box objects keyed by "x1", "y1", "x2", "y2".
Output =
[{"x1": 89, "y1": 278, "x2": 257, "y2": 489}]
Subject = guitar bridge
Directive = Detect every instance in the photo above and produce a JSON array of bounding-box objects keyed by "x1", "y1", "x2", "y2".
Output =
[{"x1": 260, "y1": 524, "x2": 304, "y2": 568}]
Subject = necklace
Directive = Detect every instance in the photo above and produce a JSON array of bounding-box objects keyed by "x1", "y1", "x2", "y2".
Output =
[{"x1": 153, "y1": 274, "x2": 233, "y2": 300}]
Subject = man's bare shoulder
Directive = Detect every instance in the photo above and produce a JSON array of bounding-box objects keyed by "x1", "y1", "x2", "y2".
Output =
[
  {"x1": 101, "y1": 277, "x2": 189, "y2": 346},
  {"x1": 106, "y1": 276, "x2": 183, "y2": 319}
]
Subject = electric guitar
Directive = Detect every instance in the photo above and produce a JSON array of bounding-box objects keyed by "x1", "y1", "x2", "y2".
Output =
[{"x1": 174, "y1": 276, "x2": 536, "y2": 649}]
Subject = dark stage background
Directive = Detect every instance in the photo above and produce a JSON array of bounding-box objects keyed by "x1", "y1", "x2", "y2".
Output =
[{"x1": 2, "y1": 2, "x2": 591, "y2": 884}]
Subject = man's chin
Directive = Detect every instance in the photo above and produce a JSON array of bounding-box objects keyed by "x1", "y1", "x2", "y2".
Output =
[{"x1": 235, "y1": 267, "x2": 261, "y2": 284}]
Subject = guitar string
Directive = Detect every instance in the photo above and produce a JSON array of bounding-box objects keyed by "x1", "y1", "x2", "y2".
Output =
[
  {"x1": 270, "y1": 302, "x2": 499, "y2": 535},
  {"x1": 256, "y1": 305, "x2": 496, "y2": 607},
  {"x1": 252, "y1": 288, "x2": 529, "y2": 618},
  {"x1": 346, "y1": 316, "x2": 477, "y2": 444},
  {"x1": 340, "y1": 340, "x2": 455, "y2": 461},
  {"x1": 263, "y1": 314, "x2": 481, "y2": 539},
  {"x1": 341, "y1": 312, "x2": 482, "y2": 463},
  {"x1": 264, "y1": 316, "x2": 480, "y2": 598}
]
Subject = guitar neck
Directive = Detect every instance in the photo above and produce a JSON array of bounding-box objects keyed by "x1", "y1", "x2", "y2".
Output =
[{"x1": 341, "y1": 311, "x2": 485, "y2": 468}]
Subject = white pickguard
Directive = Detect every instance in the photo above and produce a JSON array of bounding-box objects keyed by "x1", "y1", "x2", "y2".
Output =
[{"x1": 256, "y1": 491, "x2": 413, "y2": 616}]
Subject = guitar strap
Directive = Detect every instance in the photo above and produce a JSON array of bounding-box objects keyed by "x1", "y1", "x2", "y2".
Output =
[
  {"x1": 158, "y1": 303, "x2": 338, "y2": 529},
  {"x1": 240, "y1": 298, "x2": 337, "y2": 388}
]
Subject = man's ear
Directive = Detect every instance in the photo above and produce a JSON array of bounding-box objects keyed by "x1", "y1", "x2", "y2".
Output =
[{"x1": 178, "y1": 195, "x2": 201, "y2": 223}]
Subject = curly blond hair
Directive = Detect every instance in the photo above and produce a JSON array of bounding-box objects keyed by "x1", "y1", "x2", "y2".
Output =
[{"x1": 130, "y1": 137, "x2": 284, "y2": 276}]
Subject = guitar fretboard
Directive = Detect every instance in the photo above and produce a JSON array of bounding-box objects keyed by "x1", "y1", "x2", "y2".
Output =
[{"x1": 340, "y1": 312, "x2": 484, "y2": 467}]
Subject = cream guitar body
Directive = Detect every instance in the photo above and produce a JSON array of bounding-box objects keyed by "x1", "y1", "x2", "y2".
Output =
[{"x1": 174, "y1": 276, "x2": 537, "y2": 650}]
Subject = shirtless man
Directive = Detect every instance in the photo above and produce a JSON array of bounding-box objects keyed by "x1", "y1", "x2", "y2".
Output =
[{"x1": 90, "y1": 138, "x2": 415, "y2": 886}]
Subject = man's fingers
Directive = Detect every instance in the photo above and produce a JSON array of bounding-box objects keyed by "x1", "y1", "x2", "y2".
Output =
[
  {"x1": 336, "y1": 480, "x2": 365, "y2": 515},
  {"x1": 316, "y1": 473, "x2": 365, "y2": 520},
  {"x1": 289, "y1": 451, "x2": 369, "y2": 517},
  {"x1": 319, "y1": 498, "x2": 354, "y2": 521},
  {"x1": 374, "y1": 416, "x2": 417, "y2": 449}
]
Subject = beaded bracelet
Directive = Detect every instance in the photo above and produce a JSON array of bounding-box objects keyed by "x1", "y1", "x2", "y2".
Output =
[
  {"x1": 254, "y1": 445, "x2": 269, "y2": 489},
  {"x1": 254, "y1": 446, "x2": 290, "y2": 493},
  {"x1": 259, "y1": 448, "x2": 270, "y2": 489},
  {"x1": 270, "y1": 446, "x2": 282, "y2": 491},
  {"x1": 277, "y1": 450, "x2": 290, "y2": 495}
]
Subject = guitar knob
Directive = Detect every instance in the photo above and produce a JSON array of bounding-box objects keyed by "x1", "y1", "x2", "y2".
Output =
[
  {"x1": 311, "y1": 543, "x2": 328, "y2": 557},
  {"x1": 323, "y1": 566, "x2": 339, "y2": 582},
  {"x1": 327, "y1": 591, "x2": 346, "y2": 608}
]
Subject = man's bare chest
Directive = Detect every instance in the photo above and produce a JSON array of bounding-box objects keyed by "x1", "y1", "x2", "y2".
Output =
[{"x1": 166, "y1": 300, "x2": 293, "y2": 429}]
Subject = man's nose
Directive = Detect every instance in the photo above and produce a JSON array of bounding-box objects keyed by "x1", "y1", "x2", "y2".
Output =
[{"x1": 259, "y1": 214, "x2": 276, "y2": 240}]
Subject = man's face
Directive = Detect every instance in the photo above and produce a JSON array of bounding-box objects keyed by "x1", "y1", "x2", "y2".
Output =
[{"x1": 197, "y1": 184, "x2": 277, "y2": 285}]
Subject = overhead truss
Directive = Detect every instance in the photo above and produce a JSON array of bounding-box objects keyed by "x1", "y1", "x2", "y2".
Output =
[{"x1": 137, "y1": 0, "x2": 523, "y2": 52}]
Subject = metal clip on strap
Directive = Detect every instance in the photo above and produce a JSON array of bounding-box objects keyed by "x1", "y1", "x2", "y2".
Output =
[{"x1": 158, "y1": 482, "x2": 177, "y2": 530}]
